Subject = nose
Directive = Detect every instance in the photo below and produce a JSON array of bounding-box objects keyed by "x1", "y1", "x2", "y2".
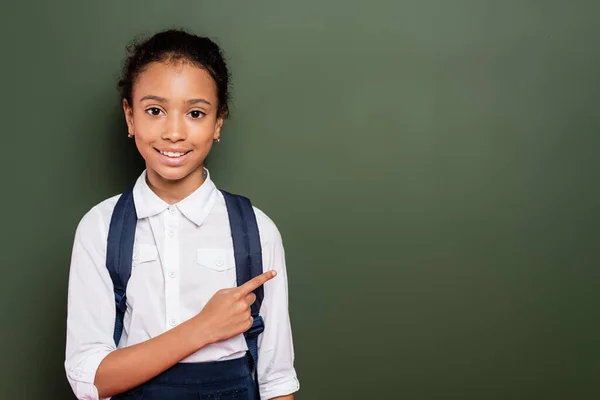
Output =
[{"x1": 162, "y1": 113, "x2": 186, "y2": 142}]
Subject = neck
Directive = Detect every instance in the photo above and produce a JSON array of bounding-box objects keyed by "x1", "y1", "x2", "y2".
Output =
[{"x1": 145, "y1": 166, "x2": 207, "y2": 205}]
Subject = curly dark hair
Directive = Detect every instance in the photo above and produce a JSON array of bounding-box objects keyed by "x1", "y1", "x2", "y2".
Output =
[{"x1": 118, "y1": 29, "x2": 231, "y2": 118}]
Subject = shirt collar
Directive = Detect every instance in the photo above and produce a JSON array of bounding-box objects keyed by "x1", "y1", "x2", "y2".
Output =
[{"x1": 132, "y1": 168, "x2": 218, "y2": 226}]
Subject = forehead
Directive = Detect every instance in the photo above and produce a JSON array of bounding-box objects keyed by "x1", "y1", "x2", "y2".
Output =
[{"x1": 132, "y1": 61, "x2": 218, "y2": 101}]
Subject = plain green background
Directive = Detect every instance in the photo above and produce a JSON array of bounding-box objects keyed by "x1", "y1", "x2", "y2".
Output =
[{"x1": 1, "y1": 1, "x2": 599, "y2": 398}]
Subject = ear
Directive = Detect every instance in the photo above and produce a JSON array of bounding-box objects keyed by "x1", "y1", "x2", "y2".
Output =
[
  {"x1": 213, "y1": 116, "x2": 224, "y2": 141},
  {"x1": 122, "y1": 99, "x2": 134, "y2": 137}
]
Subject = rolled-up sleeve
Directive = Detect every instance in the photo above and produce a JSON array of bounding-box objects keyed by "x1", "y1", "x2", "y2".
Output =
[
  {"x1": 65, "y1": 204, "x2": 117, "y2": 400},
  {"x1": 255, "y1": 208, "x2": 300, "y2": 399}
]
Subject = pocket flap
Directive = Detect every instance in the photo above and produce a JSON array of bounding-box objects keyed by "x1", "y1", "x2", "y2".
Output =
[
  {"x1": 132, "y1": 244, "x2": 158, "y2": 266},
  {"x1": 197, "y1": 248, "x2": 234, "y2": 272}
]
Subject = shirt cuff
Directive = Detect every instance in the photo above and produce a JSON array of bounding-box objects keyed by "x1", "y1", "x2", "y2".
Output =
[
  {"x1": 67, "y1": 350, "x2": 112, "y2": 400},
  {"x1": 259, "y1": 376, "x2": 300, "y2": 399}
]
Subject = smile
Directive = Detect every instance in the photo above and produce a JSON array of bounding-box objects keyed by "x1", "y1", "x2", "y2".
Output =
[{"x1": 156, "y1": 149, "x2": 191, "y2": 158}]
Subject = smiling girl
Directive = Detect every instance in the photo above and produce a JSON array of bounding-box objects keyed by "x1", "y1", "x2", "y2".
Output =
[{"x1": 64, "y1": 29, "x2": 299, "y2": 400}]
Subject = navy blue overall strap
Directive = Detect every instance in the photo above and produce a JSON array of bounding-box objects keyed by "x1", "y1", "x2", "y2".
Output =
[
  {"x1": 220, "y1": 190, "x2": 265, "y2": 377},
  {"x1": 106, "y1": 188, "x2": 137, "y2": 347},
  {"x1": 106, "y1": 187, "x2": 265, "y2": 388}
]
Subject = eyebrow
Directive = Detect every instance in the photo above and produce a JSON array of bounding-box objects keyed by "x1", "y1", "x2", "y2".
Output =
[
  {"x1": 187, "y1": 98, "x2": 212, "y2": 106},
  {"x1": 139, "y1": 95, "x2": 212, "y2": 106}
]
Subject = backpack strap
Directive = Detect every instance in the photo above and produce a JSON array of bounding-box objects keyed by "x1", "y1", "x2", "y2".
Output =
[
  {"x1": 106, "y1": 188, "x2": 137, "y2": 347},
  {"x1": 220, "y1": 190, "x2": 265, "y2": 381}
]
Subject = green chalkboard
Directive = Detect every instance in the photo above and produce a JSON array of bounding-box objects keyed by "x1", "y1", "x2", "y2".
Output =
[{"x1": 1, "y1": 1, "x2": 599, "y2": 398}]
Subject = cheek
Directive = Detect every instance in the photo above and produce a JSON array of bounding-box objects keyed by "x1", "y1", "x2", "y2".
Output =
[
  {"x1": 131, "y1": 119, "x2": 157, "y2": 152},
  {"x1": 187, "y1": 120, "x2": 218, "y2": 141},
  {"x1": 133, "y1": 117, "x2": 165, "y2": 145},
  {"x1": 132, "y1": 115, "x2": 156, "y2": 134}
]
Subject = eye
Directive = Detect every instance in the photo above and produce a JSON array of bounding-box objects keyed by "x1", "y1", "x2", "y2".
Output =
[
  {"x1": 146, "y1": 107, "x2": 164, "y2": 116},
  {"x1": 188, "y1": 110, "x2": 205, "y2": 119}
]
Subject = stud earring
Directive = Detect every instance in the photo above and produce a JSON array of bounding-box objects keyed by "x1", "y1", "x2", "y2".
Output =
[
  {"x1": 215, "y1": 138, "x2": 221, "y2": 143},
  {"x1": 128, "y1": 133, "x2": 133, "y2": 138}
]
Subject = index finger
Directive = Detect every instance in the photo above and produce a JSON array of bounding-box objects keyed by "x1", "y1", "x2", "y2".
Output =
[{"x1": 238, "y1": 270, "x2": 277, "y2": 294}]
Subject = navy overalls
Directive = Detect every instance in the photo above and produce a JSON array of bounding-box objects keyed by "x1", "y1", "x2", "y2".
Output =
[
  {"x1": 107, "y1": 188, "x2": 265, "y2": 400},
  {"x1": 113, "y1": 358, "x2": 257, "y2": 399}
]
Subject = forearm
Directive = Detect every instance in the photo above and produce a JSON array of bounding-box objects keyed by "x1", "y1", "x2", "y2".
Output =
[
  {"x1": 94, "y1": 318, "x2": 208, "y2": 398},
  {"x1": 271, "y1": 395, "x2": 294, "y2": 400}
]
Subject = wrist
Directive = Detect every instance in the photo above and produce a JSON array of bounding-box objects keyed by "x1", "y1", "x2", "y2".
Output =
[{"x1": 185, "y1": 314, "x2": 213, "y2": 350}]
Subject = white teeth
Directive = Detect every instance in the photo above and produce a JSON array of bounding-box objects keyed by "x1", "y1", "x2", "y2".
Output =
[{"x1": 161, "y1": 151, "x2": 186, "y2": 158}]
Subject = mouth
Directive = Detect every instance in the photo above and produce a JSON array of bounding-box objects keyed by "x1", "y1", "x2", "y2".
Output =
[
  {"x1": 154, "y1": 148, "x2": 192, "y2": 166},
  {"x1": 155, "y1": 149, "x2": 192, "y2": 158}
]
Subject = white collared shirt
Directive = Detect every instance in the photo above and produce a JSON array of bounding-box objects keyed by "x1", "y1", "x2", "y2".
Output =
[{"x1": 64, "y1": 169, "x2": 299, "y2": 399}]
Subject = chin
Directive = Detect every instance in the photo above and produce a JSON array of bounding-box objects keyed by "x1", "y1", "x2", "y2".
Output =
[{"x1": 149, "y1": 166, "x2": 198, "y2": 183}]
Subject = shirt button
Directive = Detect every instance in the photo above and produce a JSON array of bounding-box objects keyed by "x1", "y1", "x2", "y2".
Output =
[
  {"x1": 167, "y1": 229, "x2": 175, "y2": 237},
  {"x1": 168, "y1": 207, "x2": 176, "y2": 214},
  {"x1": 72, "y1": 369, "x2": 81, "y2": 378},
  {"x1": 168, "y1": 270, "x2": 176, "y2": 279},
  {"x1": 132, "y1": 252, "x2": 138, "y2": 261},
  {"x1": 169, "y1": 318, "x2": 178, "y2": 327},
  {"x1": 215, "y1": 257, "x2": 224, "y2": 267}
]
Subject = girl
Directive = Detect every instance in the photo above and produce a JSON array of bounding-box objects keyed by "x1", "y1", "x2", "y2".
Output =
[{"x1": 64, "y1": 29, "x2": 299, "y2": 400}]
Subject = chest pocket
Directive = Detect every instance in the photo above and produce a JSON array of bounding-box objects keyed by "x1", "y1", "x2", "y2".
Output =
[
  {"x1": 197, "y1": 248, "x2": 235, "y2": 272},
  {"x1": 132, "y1": 244, "x2": 158, "y2": 267}
]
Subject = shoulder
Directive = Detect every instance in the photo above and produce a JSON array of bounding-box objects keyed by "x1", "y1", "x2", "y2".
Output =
[
  {"x1": 74, "y1": 193, "x2": 122, "y2": 244},
  {"x1": 214, "y1": 189, "x2": 286, "y2": 248},
  {"x1": 253, "y1": 205, "x2": 284, "y2": 247},
  {"x1": 215, "y1": 190, "x2": 284, "y2": 245}
]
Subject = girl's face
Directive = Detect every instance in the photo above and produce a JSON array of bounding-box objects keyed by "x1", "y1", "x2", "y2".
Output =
[{"x1": 123, "y1": 61, "x2": 223, "y2": 188}]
